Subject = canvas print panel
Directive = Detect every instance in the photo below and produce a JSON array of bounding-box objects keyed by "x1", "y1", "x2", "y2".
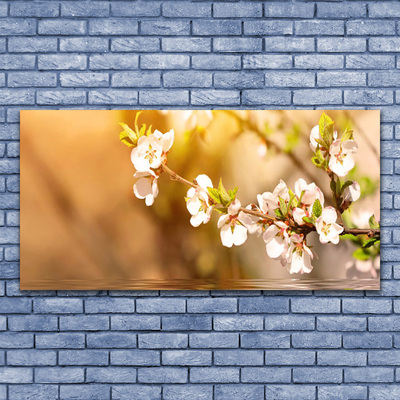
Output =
[{"x1": 20, "y1": 110, "x2": 380, "y2": 290}]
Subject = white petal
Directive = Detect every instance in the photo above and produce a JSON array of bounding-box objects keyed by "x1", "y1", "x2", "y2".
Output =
[
  {"x1": 145, "y1": 194, "x2": 155, "y2": 206},
  {"x1": 228, "y1": 199, "x2": 241, "y2": 216},
  {"x1": 232, "y1": 224, "x2": 248, "y2": 246},
  {"x1": 187, "y1": 197, "x2": 201, "y2": 215},
  {"x1": 187, "y1": 187, "x2": 196, "y2": 198},
  {"x1": 321, "y1": 207, "x2": 337, "y2": 224},
  {"x1": 301, "y1": 252, "x2": 313, "y2": 274},
  {"x1": 329, "y1": 139, "x2": 341, "y2": 156},
  {"x1": 315, "y1": 217, "x2": 323, "y2": 234},
  {"x1": 220, "y1": 225, "x2": 234, "y2": 247},
  {"x1": 133, "y1": 177, "x2": 152, "y2": 200},
  {"x1": 133, "y1": 157, "x2": 151, "y2": 173},
  {"x1": 342, "y1": 140, "x2": 358, "y2": 154},
  {"x1": 196, "y1": 174, "x2": 213, "y2": 190},
  {"x1": 288, "y1": 252, "x2": 303, "y2": 274},
  {"x1": 266, "y1": 236, "x2": 285, "y2": 259},
  {"x1": 217, "y1": 214, "x2": 229, "y2": 229},
  {"x1": 190, "y1": 211, "x2": 206, "y2": 227},
  {"x1": 294, "y1": 178, "x2": 307, "y2": 198},
  {"x1": 293, "y1": 208, "x2": 306, "y2": 225},
  {"x1": 263, "y1": 224, "x2": 279, "y2": 244}
]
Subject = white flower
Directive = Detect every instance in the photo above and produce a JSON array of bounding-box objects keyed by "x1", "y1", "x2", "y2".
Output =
[
  {"x1": 328, "y1": 139, "x2": 358, "y2": 177},
  {"x1": 240, "y1": 205, "x2": 264, "y2": 236},
  {"x1": 218, "y1": 200, "x2": 248, "y2": 248},
  {"x1": 183, "y1": 110, "x2": 213, "y2": 132},
  {"x1": 258, "y1": 180, "x2": 290, "y2": 213},
  {"x1": 263, "y1": 221, "x2": 289, "y2": 259},
  {"x1": 133, "y1": 170, "x2": 159, "y2": 206},
  {"x1": 294, "y1": 178, "x2": 324, "y2": 207},
  {"x1": 153, "y1": 129, "x2": 174, "y2": 153},
  {"x1": 186, "y1": 174, "x2": 214, "y2": 227},
  {"x1": 285, "y1": 234, "x2": 313, "y2": 274},
  {"x1": 310, "y1": 124, "x2": 337, "y2": 152},
  {"x1": 315, "y1": 206, "x2": 344, "y2": 244},
  {"x1": 343, "y1": 181, "x2": 361, "y2": 203},
  {"x1": 130, "y1": 135, "x2": 163, "y2": 173},
  {"x1": 293, "y1": 207, "x2": 307, "y2": 226}
]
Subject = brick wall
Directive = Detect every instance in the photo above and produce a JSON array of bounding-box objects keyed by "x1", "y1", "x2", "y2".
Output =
[{"x1": 0, "y1": 1, "x2": 399, "y2": 399}]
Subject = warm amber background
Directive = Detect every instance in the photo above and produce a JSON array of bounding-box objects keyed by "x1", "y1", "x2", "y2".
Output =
[{"x1": 20, "y1": 110, "x2": 380, "y2": 289}]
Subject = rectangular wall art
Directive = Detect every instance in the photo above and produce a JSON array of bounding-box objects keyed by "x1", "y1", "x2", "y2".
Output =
[{"x1": 21, "y1": 110, "x2": 380, "y2": 290}]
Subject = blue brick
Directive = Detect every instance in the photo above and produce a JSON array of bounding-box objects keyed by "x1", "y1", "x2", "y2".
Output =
[
  {"x1": 295, "y1": 20, "x2": 344, "y2": 36},
  {"x1": 370, "y1": 38, "x2": 400, "y2": 53},
  {"x1": 317, "y1": 3, "x2": 366, "y2": 18},
  {"x1": 163, "y1": 2, "x2": 210, "y2": 18},
  {"x1": 110, "y1": 350, "x2": 160, "y2": 366},
  {"x1": 347, "y1": 20, "x2": 396, "y2": 36},
  {"x1": 318, "y1": 385, "x2": 367, "y2": 400},
  {"x1": 0, "y1": 316, "x2": 5, "y2": 330},
  {"x1": 265, "y1": 2, "x2": 314, "y2": 18},
  {"x1": 9, "y1": 385, "x2": 58, "y2": 400},
  {"x1": 265, "y1": 350, "x2": 315, "y2": 365},
  {"x1": 0, "y1": 19, "x2": 36, "y2": 36},
  {"x1": 141, "y1": 54, "x2": 189, "y2": 70},
  {"x1": 61, "y1": 2, "x2": 110, "y2": 17},
  {"x1": 318, "y1": 38, "x2": 367, "y2": 53},
  {"x1": 214, "y1": 71, "x2": 263, "y2": 89},
  {"x1": 0, "y1": 55, "x2": 35, "y2": 70},
  {"x1": 138, "y1": 367, "x2": 187, "y2": 383},
  {"x1": 39, "y1": 19, "x2": 86, "y2": 35},
  {"x1": 38, "y1": 54, "x2": 87, "y2": 70},
  {"x1": 239, "y1": 297, "x2": 289, "y2": 313},
  {"x1": 242, "y1": 89, "x2": 291, "y2": 106},
  {"x1": 369, "y1": 316, "x2": 400, "y2": 331},
  {"x1": 111, "y1": 315, "x2": 160, "y2": 330},
  {"x1": 60, "y1": 38, "x2": 108, "y2": 53},
  {"x1": 37, "y1": 90, "x2": 86, "y2": 105},
  {"x1": 5, "y1": 247, "x2": 20, "y2": 262},
  {"x1": 187, "y1": 298, "x2": 236, "y2": 313},
  {"x1": 190, "y1": 367, "x2": 239, "y2": 383},
  {"x1": 6, "y1": 176, "x2": 20, "y2": 193},
  {"x1": 295, "y1": 55, "x2": 344, "y2": 69},
  {"x1": 292, "y1": 332, "x2": 341, "y2": 349},
  {"x1": 214, "y1": 38, "x2": 262, "y2": 53},
  {"x1": 60, "y1": 315, "x2": 109, "y2": 331},
  {"x1": 214, "y1": 350, "x2": 263, "y2": 366},
  {"x1": 10, "y1": 2, "x2": 59, "y2": 17},
  {"x1": 215, "y1": 385, "x2": 264, "y2": 400},
  {"x1": 140, "y1": 90, "x2": 189, "y2": 106},
  {"x1": 6, "y1": 143, "x2": 19, "y2": 159},
  {"x1": 193, "y1": 54, "x2": 241, "y2": 70},
  {"x1": 295, "y1": 89, "x2": 343, "y2": 105},
  {"x1": 214, "y1": 3, "x2": 262, "y2": 18},
  {"x1": 112, "y1": 385, "x2": 161, "y2": 400},
  {"x1": 265, "y1": 315, "x2": 314, "y2": 330},
  {"x1": 34, "y1": 298, "x2": 82, "y2": 314},
  {"x1": 163, "y1": 71, "x2": 211, "y2": 88},
  {"x1": 162, "y1": 350, "x2": 211, "y2": 366},
  {"x1": 0, "y1": 333, "x2": 33, "y2": 348},
  {"x1": 193, "y1": 20, "x2": 241, "y2": 36},
  {"x1": 112, "y1": 2, "x2": 160, "y2": 17},
  {"x1": 318, "y1": 350, "x2": 366, "y2": 366},
  {"x1": 0, "y1": 297, "x2": 31, "y2": 313},
  {"x1": 265, "y1": 385, "x2": 316, "y2": 400},
  {"x1": 244, "y1": 21, "x2": 293, "y2": 36},
  {"x1": 0, "y1": 263, "x2": 19, "y2": 278},
  {"x1": 343, "y1": 299, "x2": 391, "y2": 314},
  {"x1": 136, "y1": 298, "x2": 185, "y2": 313},
  {"x1": 242, "y1": 367, "x2": 291, "y2": 383},
  {"x1": 293, "y1": 367, "x2": 342, "y2": 383},
  {"x1": 343, "y1": 333, "x2": 392, "y2": 349},
  {"x1": 240, "y1": 332, "x2": 290, "y2": 348},
  {"x1": 345, "y1": 90, "x2": 393, "y2": 105},
  {"x1": 9, "y1": 37, "x2": 57, "y2": 53},
  {"x1": 139, "y1": 333, "x2": 187, "y2": 348},
  {"x1": 90, "y1": 54, "x2": 138, "y2": 70},
  {"x1": 59, "y1": 350, "x2": 109, "y2": 366},
  {"x1": 369, "y1": 71, "x2": 400, "y2": 87},
  {"x1": 214, "y1": 315, "x2": 263, "y2": 331},
  {"x1": 369, "y1": 350, "x2": 400, "y2": 365},
  {"x1": 35, "y1": 367, "x2": 84, "y2": 383},
  {"x1": 162, "y1": 315, "x2": 211, "y2": 331},
  {"x1": 369, "y1": 2, "x2": 400, "y2": 18},
  {"x1": 141, "y1": 20, "x2": 189, "y2": 36},
  {"x1": 317, "y1": 316, "x2": 366, "y2": 331},
  {"x1": 89, "y1": 19, "x2": 138, "y2": 35},
  {"x1": 86, "y1": 367, "x2": 136, "y2": 383},
  {"x1": 189, "y1": 333, "x2": 239, "y2": 348},
  {"x1": 112, "y1": 38, "x2": 159, "y2": 53},
  {"x1": 318, "y1": 71, "x2": 366, "y2": 87},
  {"x1": 345, "y1": 367, "x2": 393, "y2": 383},
  {"x1": 60, "y1": 72, "x2": 109, "y2": 88},
  {"x1": 163, "y1": 385, "x2": 212, "y2": 400},
  {"x1": 371, "y1": 386, "x2": 400, "y2": 400},
  {"x1": 0, "y1": 367, "x2": 32, "y2": 383},
  {"x1": 8, "y1": 315, "x2": 57, "y2": 331},
  {"x1": 162, "y1": 38, "x2": 211, "y2": 53},
  {"x1": 7, "y1": 349, "x2": 56, "y2": 366},
  {"x1": 89, "y1": 90, "x2": 138, "y2": 105},
  {"x1": 265, "y1": 72, "x2": 315, "y2": 88},
  {"x1": 85, "y1": 298, "x2": 135, "y2": 313},
  {"x1": 382, "y1": 159, "x2": 394, "y2": 175},
  {"x1": 265, "y1": 37, "x2": 314, "y2": 52},
  {"x1": 60, "y1": 385, "x2": 110, "y2": 400},
  {"x1": 87, "y1": 332, "x2": 137, "y2": 348},
  {"x1": 292, "y1": 298, "x2": 341, "y2": 314},
  {"x1": 346, "y1": 55, "x2": 395, "y2": 69}
]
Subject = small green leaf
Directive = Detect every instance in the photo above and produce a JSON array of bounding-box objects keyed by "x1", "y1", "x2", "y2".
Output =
[
  {"x1": 228, "y1": 186, "x2": 238, "y2": 201},
  {"x1": 330, "y1": 179, "x2": 338, "y2": 195},
  {"x1": 312, "y1": 199, "x2": 323, "y2": 218},
  {"x1": 340, "y1": 180, "x2": 354, "y2": 194},
  {"x1": 362, "y1": 238, "x2": 379, "y2": 249},
  {"x1": 353, "y1": 248, "x2": 371, "y2": 261},
  {"x1": 341, "y1": 128, "x2": 354, "y2": 143},
  {"x1": 207, "y1": 187, "x2": 221, "y2": 204},
  {"x1": 119, "y1": 122, "x2": 138, "y2": 147},
  {"x1": 368, "y1": 214, "x2": 380, "y2": 230},
  {"x1": 319, "y1": 113, "x2": 335, "y2": 148},
  {"x1": 278, "y1": 196, "x2": 287, "y2": 216},
  {"x1": 218, "y1": 179, "x2": 231, "y2": 207},
  {"x1": 302, "y1": 216, "x2": 314, "y2": 224},
  {"x1": 214, "y1": 207, "x2": 227, "y2": 214},
  {"x1": 275, "y1": 209, "x2": 284, "y2": 219}
]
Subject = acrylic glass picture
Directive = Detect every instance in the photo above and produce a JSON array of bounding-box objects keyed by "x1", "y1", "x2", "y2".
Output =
[{"x1": 21, "y1": 110, "x2": 380, "y2": 290}]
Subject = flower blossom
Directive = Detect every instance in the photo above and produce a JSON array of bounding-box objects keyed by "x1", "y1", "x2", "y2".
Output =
[
  {"x1": 263, "y1": 221, "x2": 289, "y2": 259},
  {"x1": 328, "y1": 139, "x2": 358, "y2": 177},
  {"x1": 285, "y1": 234, "x2": 314, "y2": 274},
  {"x1": 217, "y1": 200, "x2": 248, "y2": 248},
  {"x1": 183, "y1": 110, "x2": 213, "y2": 132},
  {"x1": 315, "y1": 206, "x2": 344, "y2": 244},
  {"x1": 133, "y1": 170, "x2": 159, "y2": 206},
  {"x1": 343, "y1": 181, "x2": 361, "y2": 203},
  {"x1": 186, "y1": 174, "x2": 214, "y2": 227},
  {"x1": 310, "y1": 125, "x2": 337, "y2": 152},
  {"x1": 258, "y1": 180, "x2": 290, "y2": 214}
]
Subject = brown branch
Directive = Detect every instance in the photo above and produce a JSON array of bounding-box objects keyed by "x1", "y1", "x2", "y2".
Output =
[{"x1": 160, "y1": 163, "x2": 380, "y2": 239}]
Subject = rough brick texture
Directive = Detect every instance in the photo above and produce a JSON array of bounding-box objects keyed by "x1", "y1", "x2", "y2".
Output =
[{"x1": 0, "y1": 0, "x2": 397, "y2": 398}]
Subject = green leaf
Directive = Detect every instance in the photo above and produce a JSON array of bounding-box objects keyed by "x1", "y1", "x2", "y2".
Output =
[
  {"x1": 330, "y1": 179, "x2": 337, "y2": 195},
  {"x1": 340, "y1": 180, "x2": 354, "y2": 194},
  {"x1": 302, "y1": 216, "x2": 314, "y2": 224},
  {"x1": 274, "y1": 209, "x2": 284, "y2": 219},
  {"x1": 134, "y1": 111, "x2": 142, "y2": 133},
  {"x1": 312, "y1": 198, "x2": 323, "y2": 218},
  {"x1": 218, "y1": 179, "x2": 231, "y2": 207},
  {"x1": 353, "y1": 248, "x2": 371, "y2": 261},
  {"x1": 228, "y1": 186, "x2": 238, "y2": 201},
  {"x1": 362, "y1": 238, "x2": 379, "y2": 249},
  {"x1": 278, "y1": 196, "x2": 287, "y2": 216},
  {"x1": 311, "y1": 156, "x2": 322, "y2": 167},
  {"x1": 368, "y1": 214, "x2": 380, "y2": 230},
  {"x1": 315, "y1": 138, "x2": 327, "y2": 148},
  {"x1": 341, "y1": 127, "x2": 354, "y2": 143},
  {"x1": 214, "y1": 207, "x2": 227, "y2": 214},
  {"x1": 207, "y1": 187, "x2": 221, "y2": 205},
  {"x1": 119, "y1": 122, "x2": 138, "y2": 147},
  {"x1": 319, "y1": 113, "x2": 335, "y2": 148}
]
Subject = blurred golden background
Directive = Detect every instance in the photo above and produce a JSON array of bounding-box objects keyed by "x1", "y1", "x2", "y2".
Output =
[{"x1": 20, "y1": 110, "x2": 380, "y2": 289}]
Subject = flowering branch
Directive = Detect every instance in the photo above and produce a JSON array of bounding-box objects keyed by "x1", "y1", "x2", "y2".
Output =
[{"x1": 120, "y1": 111, "x2": 380, "y2": 276}]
